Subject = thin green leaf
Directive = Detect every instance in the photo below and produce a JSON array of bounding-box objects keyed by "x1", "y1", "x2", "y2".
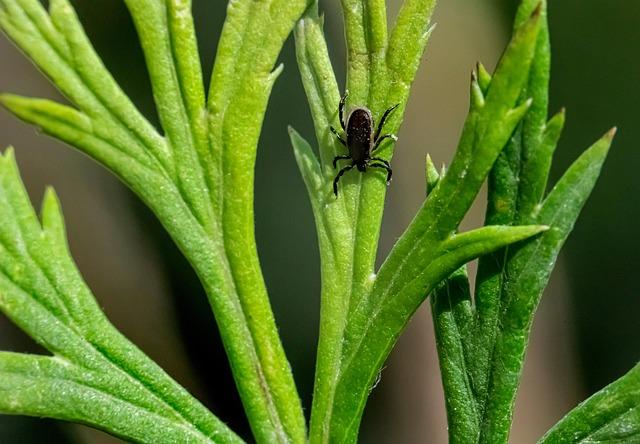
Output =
[
  {"x1": 122, "y1": 0, "x2": 213, "y2": 230},
  {"x1": 339, "y1": 0, "x2": 389, "y2": 107},
  {"x1": 205, "y1": 1, "x2": 312, "y2": 441},
  {"x1": 517, "y1": 108, "x2": 565, "y2": 219},
  {"x1": 289, "y1": 126, "x2": 323, "y2": 201},
  {"x1": 2, "y1": 0, "x2": 310, "y2": 440},
  {"x1": 471, "y1": 125, "x2": 523, "y2": 413},
  {"x1": 388, "y1": 0, "x2": 437, "y2": 110},
  {"x1": 0, "y1": 94, "x2": 160, "y2": 175},
  {"x1": 470, "y1": 0, "x2": 552, "y2": 426},
  {"x1": 328, "y1": 225, "x2": 546, "y2": 442},
  {"x1": 293, "y1": 5, "x2": 341, "y2": 169},
  {"x1": 538, "y1": 363, "x2": 640, "y2": 444},
  {"x1": 479, "y1": 130, "x2": 615, "y2": 444},
  {"x1": 0, "y1": 0, "x2": 171, "y2": 173},
  {"x1": 293, "y1": 1, "x2": 404, "y2": 441},
  {"x1": 431, "y1": 267, "x2": 478, "y2": 443},
  {"x1": 0, "y1": 149, "x2": 242, "y2": 444},
  {"x1": 0, "y1": 353, "x2": 241, "y2": 443},
  {"x1": 388, "y1": 0, "x2": 540, "y2": 342},
  {"x1": 289, "y1": 124, "x2": 356, "y2": 444},
  {"x1": 291, "y1": 5, "x2": 540, "y2": 441}
]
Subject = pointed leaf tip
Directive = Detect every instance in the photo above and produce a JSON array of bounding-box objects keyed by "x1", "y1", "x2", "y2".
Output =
[
  {"x1": 0, "y1": 146, "x2": 15, "y2": 164},
  {"x1": 42, "y1": 186, "x2": 60, "y2": 210},
  {"x1": 606, "y1": 127, "x2": 618, "y2": 140},
  {"x1": 476, "y1": 62, "x2": 492, "y2": 93},
  {"x1": 549, "y1": 108, "x2": 566, "y2": 126},
  {"x1": 532, "y1": 1, "x2": 543, "y2": 18},
  {"x1": 426, "y1": 154, "x2": 440, "y2": 195}
]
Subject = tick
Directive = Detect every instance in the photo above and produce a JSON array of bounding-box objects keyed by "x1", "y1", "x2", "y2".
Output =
[{"x1": 330, "y1": 91, "x2": 399, "y2": 196}]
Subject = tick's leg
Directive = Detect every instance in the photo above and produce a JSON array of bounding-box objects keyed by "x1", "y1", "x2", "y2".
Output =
[
  {"x1": 330, "y1": 126, "x2": 347, "y2": 146},
  {"x1": 372, "y1": 134, "x2": 398, "y2": 152},
  {"x1": 369, "y1": 162, "x2": 393, "y2": 184},
  {"x1": 333, "y1": 163, "x2": 355, "y2": 196},
  {"x1": 333, "y1": 155, "x2": 352, "y2": 169},
  {"x1": 370, "y1": 157, "x2": 390, "y2": 168},
  {"x1": 339, "y1": 90, "x2": 349, "y2": 130},
  {"x1": 374, "y1": 103, "x2": 399, "y2": 141}
]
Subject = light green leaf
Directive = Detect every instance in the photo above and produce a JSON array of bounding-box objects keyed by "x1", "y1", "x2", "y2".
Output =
[
  {"x1": 1, "y1": 0, "x2": 311, "y2": 441},
  {"x1": 292, "y1": 3, "x2": 541, "y2": 441},
  {"x1": 0, "y1": 94, "x2": 161, "y2": 177},
  {"x1": 0, "y1": 149, "x2": 242, "y2": 444},
  {"x1": 0, "y1": 0, "x2": 171, "y2": 172},
  {"x1": 121, "y1": 0, "x2": 213, "y2": 230},
  {"x1": 326, "y1": 225, "x2": 546, "y2": 443},
  {"x1": 293, "y1": 0, "x2": 439, "y2": 439},
  {"x1": 388, "y1": 0, "x2": 437, "y2": 108},
  {"x1": 293, "y1": 6, "x2": 341, "y2": 170}
]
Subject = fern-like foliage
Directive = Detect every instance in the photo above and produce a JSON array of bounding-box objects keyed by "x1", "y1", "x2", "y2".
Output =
[
  {"x1": 290, "y1": 1, "x2": 558, "y2": 442},
  {"x1": 0, "y1": 0, "x2": 636, "y2": 443},
  {"x1": 429, "y1": 2, "x2": 632, "y2": 444},
  {"x1": 0, "y1": 0, "x2": 309, "y2": 442},
  {"x1": 0, "y1": 149, "x2": 242, "y2": 442}
]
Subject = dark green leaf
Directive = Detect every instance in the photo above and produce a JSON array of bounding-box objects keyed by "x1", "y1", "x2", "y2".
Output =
[{"x1": 478, "y1": 130, "x2": 615, "y2": 444}]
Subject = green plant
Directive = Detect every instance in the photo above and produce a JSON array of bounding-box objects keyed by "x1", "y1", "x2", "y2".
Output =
[{"x1": 0, "y1": 0, "x2": 636, "y2": 443}]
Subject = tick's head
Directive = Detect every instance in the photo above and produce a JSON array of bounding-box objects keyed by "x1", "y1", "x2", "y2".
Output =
[{"x1": 346, "y1": 107, "x2": 374, "y2": 151}]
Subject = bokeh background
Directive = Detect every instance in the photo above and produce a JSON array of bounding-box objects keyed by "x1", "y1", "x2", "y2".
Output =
[{"x1": 0, "y1": 0, "x2": 638, "y2": 442}]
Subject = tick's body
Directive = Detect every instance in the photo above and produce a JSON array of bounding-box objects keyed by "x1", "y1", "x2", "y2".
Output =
[
  {"x1": 331, "y1": 92, "x2": 399, "y2": 196},
  {"x1": 346, "y1": 108, "x2": 374, "y2": 169}
]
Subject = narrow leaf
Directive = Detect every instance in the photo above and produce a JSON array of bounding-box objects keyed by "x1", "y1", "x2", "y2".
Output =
[
  {"x1": 315, "y1": 10, "x2": 543, "y2": 440},
  {"x1": 431, "y1": 267, "x2": 478, "y2": 442},
  {"x1": 289, "y1": 126, "x2": 323, "y2": 203},
  {"x1": 0, "y1": 94, "x2": 157, "y2": 173},
  {"x1": 517, "y1": 108, "x2": 565, "y2": 219},
  {"x1": 293, "y1": 5, "x2": 342, "y2": 169},
  {"x1": 0, "y1": 353, "x2": 242, "y2": 444},
  {"x1": 0, "y1": 150, "x2": 242, "y2": 443},
  {"x1": 122, "y1": 0, "x2": 213, "y2": 230},
  {"x1": 539, "y1": 363, "x2": 640, "y2": 444},
  {"x1": 479, "y1": 129, "x2": 615, "y2": 444},
  {"x1": 0, "y1": 0, "x2": 171, "y2": 172},
  {"x1": 471, "y1": 0, "x2": 552, "y2": 427},
  {"x1": 339, "y1": 0, "x2": 389, "y2": 107},
  {"x1": 388, "y1": 0, "x2": 437, "y2": 105},
  {"x1": 328, "y1": 225, "x2": 546, "y2": 442}
]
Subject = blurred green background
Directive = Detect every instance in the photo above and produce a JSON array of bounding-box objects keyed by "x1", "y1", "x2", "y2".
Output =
[{"x1": 0, "y1": 0, "x2": 637, "y2": 442}]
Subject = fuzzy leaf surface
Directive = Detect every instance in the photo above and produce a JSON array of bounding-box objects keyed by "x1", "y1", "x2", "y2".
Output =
[
  {"x1": 0, "y1": 149, "x2": 242, "y2": 444},
  {"x1": 0, "y1": 0, "x2": 310, "y2": 441},
  {"x1": 539, "y1": 363, "x2": 640, "y2": 444},
  {"x1": 290, "y1": 6, "x2": 544, "y2": 441}
]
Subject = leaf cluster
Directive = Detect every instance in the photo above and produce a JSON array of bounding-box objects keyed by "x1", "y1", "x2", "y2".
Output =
[{"x1": 0, "y1": 0, "x2": 636, "y2": 443}]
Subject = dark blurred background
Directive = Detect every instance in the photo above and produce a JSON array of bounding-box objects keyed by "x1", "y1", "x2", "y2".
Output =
[{"x1": 0, "y1": 0, "x2": 637, "y2": 442}]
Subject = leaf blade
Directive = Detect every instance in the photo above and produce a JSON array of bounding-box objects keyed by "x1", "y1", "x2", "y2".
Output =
[
  {"x1": 538, "y1": 363, "x2": 640, "y2": 444},
  {"x1": 0, "y1": 353, "x2": 241, "y2": 444},
  {"x1": 479, "y1": 130, "x2": 615, "y2": 444},
  {"x1": 0, "y1": 150, "x2": 242, "y2": 443}
]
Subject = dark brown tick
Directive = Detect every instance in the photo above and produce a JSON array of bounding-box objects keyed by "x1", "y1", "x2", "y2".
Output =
[{"x1": 330, "y1": 91, "x2": 399, "y2": 196}]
